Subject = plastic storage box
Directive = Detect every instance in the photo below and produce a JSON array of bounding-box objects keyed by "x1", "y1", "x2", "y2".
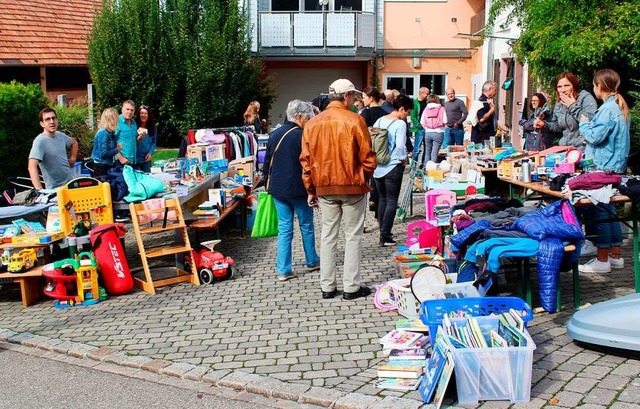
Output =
[
  {"x1": 442, "y1": 316, "x2": 536, "y2": 404},
  {"x1": 420, "y1": 297, "x2": 533, "y2": 347}
]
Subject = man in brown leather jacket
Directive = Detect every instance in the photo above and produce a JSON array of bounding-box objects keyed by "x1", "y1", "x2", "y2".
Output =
[{"x1": 300, "y1": 79, "x2": 377, "y2": 301}]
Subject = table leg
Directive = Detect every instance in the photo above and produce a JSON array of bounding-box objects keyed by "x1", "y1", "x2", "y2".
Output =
[
  {"x1": 633, "y1": 205, "x2": 640, "y2": 292},
  {"x1": 19, "y1": 277, "x2": 42, "y2": 308}
]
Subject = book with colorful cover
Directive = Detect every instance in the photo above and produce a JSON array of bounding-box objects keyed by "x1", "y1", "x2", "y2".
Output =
[
  {"x1": 379, "y1": 330, "x2": 422, "y2": 349},
  {"x1": 419, "y1": 334, "x2": 453, "y2": 404},
  {"x1": 388, "y1": 348, "x2": 428, "y2": 360},
  {"x1": 489, "y1": 329, "x2": 508, "y2": 348},
  {"x1": 377, "y1": 360, "x2": 425, "y2": 379},
  {"x1": 509, "y1": 308, "x2": 526, "y2": 332},
  {"x1": 396, "y1": 318, "x2": 429, "y2": 332},
  {"x1": 374, "y1": 376, "x2": 422, "y2": 391},
  {"x1": 432, "y1": 352, "x2": 455, "y2": 409}
]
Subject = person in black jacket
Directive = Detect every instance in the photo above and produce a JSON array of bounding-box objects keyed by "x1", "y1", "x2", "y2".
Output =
[{"x1": 263, "y1": 100, "x2": 320, "y2": 282}]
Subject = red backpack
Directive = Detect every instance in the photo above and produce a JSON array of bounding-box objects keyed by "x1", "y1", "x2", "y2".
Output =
[{"x1": 424, "y1": 106, "x2": 444, "y2": 129}]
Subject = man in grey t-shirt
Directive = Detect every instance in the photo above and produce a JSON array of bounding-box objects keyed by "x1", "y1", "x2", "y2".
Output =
[
  {"x1": 444, "y1": 88, "x2": 468, "y2": 146},
  {"x1": 28, "y1": 108, "x2": 78, "y2": 190}
]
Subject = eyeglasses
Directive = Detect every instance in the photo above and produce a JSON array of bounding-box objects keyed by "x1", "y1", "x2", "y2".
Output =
[{"x1": 43, "y1": 116, "x2": 57, "y2": 122}]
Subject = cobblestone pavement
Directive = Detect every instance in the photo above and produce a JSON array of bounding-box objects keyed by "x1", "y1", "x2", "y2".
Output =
[{"x1": 2, "y1": 182, "x2": 640, "y2": 408}]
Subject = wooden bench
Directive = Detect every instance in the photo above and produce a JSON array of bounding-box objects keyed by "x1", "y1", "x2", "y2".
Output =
[{"x1": 0, "y1": 265, "x2": 43, "y2": 308}]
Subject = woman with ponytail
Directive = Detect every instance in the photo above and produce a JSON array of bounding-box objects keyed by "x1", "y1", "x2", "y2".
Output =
[{"x1": 577, "y1": 68, "x2": 630, "y2": 274}]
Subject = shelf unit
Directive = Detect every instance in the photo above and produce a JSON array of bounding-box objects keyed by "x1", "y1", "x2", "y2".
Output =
[{"x1": 129, "y1": 197, "x2": 199, "y2": 294}]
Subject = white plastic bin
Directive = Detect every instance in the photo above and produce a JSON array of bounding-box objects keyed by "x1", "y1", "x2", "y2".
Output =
[{"x1": 446, "y1": 316, "x2": 536, "y2": 404}]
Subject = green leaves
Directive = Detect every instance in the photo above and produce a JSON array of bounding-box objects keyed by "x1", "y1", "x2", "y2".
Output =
[{"x1": 88, "y1": 0, "x2": 274, "y2": 142}]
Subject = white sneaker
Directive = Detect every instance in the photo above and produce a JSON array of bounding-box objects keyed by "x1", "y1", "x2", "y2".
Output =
[
  {"x1": 579, "y1": 258, "x2": 611, "y2": 273},
  {"x1": 580, "y1": 240, "x2": 597, "y2": 257},
  {"x1": 609, "y1": 257, "x2": 624, "y2": 269}
]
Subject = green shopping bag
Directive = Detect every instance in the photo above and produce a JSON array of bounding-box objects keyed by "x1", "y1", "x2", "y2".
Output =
[{"x1": 251, "y1": 192, "x2": 279, "y2": 238}]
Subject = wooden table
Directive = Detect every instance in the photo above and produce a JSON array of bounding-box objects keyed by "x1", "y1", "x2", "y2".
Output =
[
  {"x1": 499, "y1": 177, "x2": 640, "y2": 294},
  {"x1": 0, "y1": 265, "x2": 44, "y2": 308},
  {"x1": 188, "y1": 200, "x2": 245, "y2": 240}
]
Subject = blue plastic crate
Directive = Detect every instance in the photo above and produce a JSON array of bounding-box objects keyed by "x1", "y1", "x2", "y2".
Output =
[{"x1": 420, "y1": 297, "x2": 533, "y2": 347}]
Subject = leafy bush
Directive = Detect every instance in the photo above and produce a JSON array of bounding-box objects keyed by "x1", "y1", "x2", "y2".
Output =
[
  {"x1": 55, "y1": 101, "x2": 95, "y2": 160},
  {"x1": 0, "y1": 81, "x2": 49, "y2": 190}
]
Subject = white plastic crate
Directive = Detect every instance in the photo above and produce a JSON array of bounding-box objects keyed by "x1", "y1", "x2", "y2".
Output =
[
  {"x1": 388, "y1": 274, "x2": 486, "y2": 319},
  {"x1": 444, "y1": 316, "x2": 536, "y2": 404}
]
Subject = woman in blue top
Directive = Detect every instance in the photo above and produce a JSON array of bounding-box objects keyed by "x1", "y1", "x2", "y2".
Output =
[
  {"x1": 373, "y1": 94, "x2": 413, "y2": 247},
  {"x1": 135, "y1": 105, "x2": 157, "y2": 173},
  {"x1": 577, "y1": 68, "x2": 630, "y2": 274},
  {"x1": 91, "y1": 108, "x2": 122, "y2": 178}
]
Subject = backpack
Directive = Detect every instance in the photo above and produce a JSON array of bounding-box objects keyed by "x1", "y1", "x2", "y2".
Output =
[
  {"x1": 369, "y1": 119, "x2": 397, "y2": 165},
  {"x1": 424, "y1": 106, "x2": 444, "y2": 129}
]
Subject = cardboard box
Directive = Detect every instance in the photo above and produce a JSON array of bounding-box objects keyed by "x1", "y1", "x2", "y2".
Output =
[
  {"x1": 228, "y1": 157, "x2": 255, "y2": 178},
  {"x1": 187, "y1": 143, "x2": 226, "y2": 162}
]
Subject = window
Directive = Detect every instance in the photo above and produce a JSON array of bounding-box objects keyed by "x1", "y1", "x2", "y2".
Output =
[
  {"x1": 384, "y1": 74, "x2": 447, "y2": 97},
  {"x1": 273, "y1": 0, "x2": 362, "y2": 11}
]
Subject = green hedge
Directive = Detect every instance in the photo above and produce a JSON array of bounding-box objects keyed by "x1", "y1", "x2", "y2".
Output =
[{"x1": 0, "y1": 81, "x2": 49, "y2": 190}]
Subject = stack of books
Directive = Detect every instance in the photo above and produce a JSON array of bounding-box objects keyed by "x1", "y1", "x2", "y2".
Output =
[
  {"x1": 193, "y1": 201, "x2": 220, "y2": 219},
  {"x1": 375, "y1": 327, "x2": 430, "y2": 391}
]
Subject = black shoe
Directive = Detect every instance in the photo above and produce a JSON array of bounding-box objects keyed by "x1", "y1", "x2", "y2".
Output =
[
  {"x1": 322, "y1": 289, "x2": 338, "y2": 299},
  {"x1": 380, "y1": 237, "x2": 397, "y2": 247},
  {"x1": 343, "y1": 286, "x2": 371, "y2": 300}
]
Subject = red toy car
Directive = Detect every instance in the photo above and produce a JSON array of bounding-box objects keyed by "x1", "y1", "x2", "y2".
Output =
[{"x1": 190, "y1": 240, "x2": 234, "y2": 284}]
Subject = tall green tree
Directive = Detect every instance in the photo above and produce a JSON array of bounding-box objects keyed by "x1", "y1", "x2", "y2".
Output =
[
  {"x1": 88, "y1": 0, "x2": 274, "y2": 143},
  {"x1": 487, "y1": 0, "x2": 640, "y2": 167}
]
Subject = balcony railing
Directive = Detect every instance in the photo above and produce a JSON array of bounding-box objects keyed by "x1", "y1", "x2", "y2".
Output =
[{"x1": 257, "y1": 11, "x2": 375, "y2": 57}]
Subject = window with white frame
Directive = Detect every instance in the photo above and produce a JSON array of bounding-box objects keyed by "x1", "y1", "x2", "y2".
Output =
[{"x1": 384, "y1": 74, "x2": 447, "y2": 98}]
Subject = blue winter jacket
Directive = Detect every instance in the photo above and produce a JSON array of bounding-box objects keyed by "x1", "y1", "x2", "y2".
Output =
[{"x1": 451, "y1": 200, "x2": 584, "y2": 313}]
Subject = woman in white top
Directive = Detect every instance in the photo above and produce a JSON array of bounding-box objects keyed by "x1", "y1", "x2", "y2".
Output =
[
  {"x1": 420, "y1": 94, "x2": 447, "y2": 164},
  {"x1": 373, "y1": 95, "x2": 413, "y2": 247}
]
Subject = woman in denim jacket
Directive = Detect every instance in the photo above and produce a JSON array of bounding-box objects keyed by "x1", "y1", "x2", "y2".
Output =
[
  {"x1": 537, "y1": 72, "x2": 597, "y2": 149},
  {"x1": 577, "y1": 68, "x2": 630, "y2": 274}
]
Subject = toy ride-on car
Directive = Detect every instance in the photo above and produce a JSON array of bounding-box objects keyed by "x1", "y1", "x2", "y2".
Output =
[
  {"x1": 7, "y1": 248, "x2": 38, "y2": 273},
  {"x1": 188, "y1": 240, "x2": 235, "y2": 285}
]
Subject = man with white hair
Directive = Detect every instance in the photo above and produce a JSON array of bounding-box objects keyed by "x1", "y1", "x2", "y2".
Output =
[
  {"x1": 381, "y1": 89, "x2": 399, "y2": 113},
  {"x1": 300, "y1": 79, "x2": 377, "y2": 301},
  {"x1": 471, "y1": 81, "x2": 497, "y2": 143}
]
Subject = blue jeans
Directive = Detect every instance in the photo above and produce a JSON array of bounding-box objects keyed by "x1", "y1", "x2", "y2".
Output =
[
  {"x1": 582, "y1": 204, "x2": 623, "y2": 249},
  {"x1": 273, "y1": 196, "x2": 319, "y2": 275},
  {"x1": 423, "y1": 132, "x2": 444, "y2": 164},
  {"x1": 444, "y1": 127, "x2": 464, "y2": 146},
  {"x1": 374, "y1": 164, "x2": 405, "y2": 240}
]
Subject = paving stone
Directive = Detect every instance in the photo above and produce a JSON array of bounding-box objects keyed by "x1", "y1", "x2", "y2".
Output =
[
  {"x1": 599, "y1": 374, "x2": 632, "y2": 391},
  {"x1": 182, "y1": 364, "x2": 211, "y2": 381},
  {"x1": 272, "y1": 382, "x2": 311, "y2": 401},
  {"x1": 32, "y1": 337, "x2": 66, "y2": 351},
  {"x1": 140, "y1": 359, "x2": 172, "y2": 373},
  {"x1": 299, "y1": 385, "x2": 347, "y2": 407},
  {"x1": 245, "y1": 375, "x2": 285, "y2": 397},
  {"x1": 0, "y1": 328, "x2": 18, "y2": 341},
  {"x1": 509, "y1": 397, "x2": 548, "y2": 408},
  {"x1": 67, "y1": 343, "x2": 99, "y2": 358},
  {"x1": 552, "y1": 390, "x2": 585, "y2": 408},
  {"x1": 564, "y1": 377, "x2": 600, "y2": 394},
  {"x1": 7, "y1": 331, "x2": 37, "y2": 344},
  {"x1": 583, "y1": 387, "x2": 619, "y2": 405},
  {"x1": 160, "y1": 362, "x2": 197, "y2": 377},
  {"x1": 618, "y1": 385, "x2": 640, "y2": 403},
  {"x1": 218, "y1": 371, "x2": 262, "y2": 391},
  {"x1": 93, "y1": 362, "x2": 141, "y2": 377},
  {"x1": 532, "y1": 378, "x2": 566, "y2": 395},
  {"x1": 333, "y1": 392, "x2": 381, "y2": 409},
  {"x1": 86, "y1": 347, "x2": 119, "y2": 361}
]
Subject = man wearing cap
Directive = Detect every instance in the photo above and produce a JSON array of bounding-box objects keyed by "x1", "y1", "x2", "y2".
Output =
[{"x1": 300, "y1": 79, "x2": 377, "y2": 301}]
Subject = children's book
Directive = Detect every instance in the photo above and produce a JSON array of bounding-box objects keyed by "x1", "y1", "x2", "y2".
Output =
[
  {"x1": 489, "y1": 329, "x2": 508, "y2": 348},
  {"x1": 419, "y1": 334, "x2": 453, "y2": 404},
  {"x1": 432, "y1": 353, "x2": 455, "y2": 409},
  {"x1": 509, "y1": 308, "x2": 526, "y2": 332},
  {"x1": 396, "y1": 318, "x2": 429, "y2": 332},
  {"x1": 377, "y1": 360, "x2": 425, "y2": 379},
  {"x1": 374, "y1": 377, "x2": 422, "y2": 391},
  {"x1": 379, "y1": 330, "x2": 422, "y2": 349},
  {"x1": 388, "y1": 348, "x2": 428, "y2": 360}
]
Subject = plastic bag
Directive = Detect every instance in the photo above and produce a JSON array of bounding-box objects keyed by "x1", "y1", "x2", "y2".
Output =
[{"x1": 251, "y1": 192, "x2": 278, "y2": 238}]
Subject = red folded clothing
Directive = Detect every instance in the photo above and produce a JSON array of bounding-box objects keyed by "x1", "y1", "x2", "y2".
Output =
[{"x1": 568, "y1": 171, "x2": 621, "y2": 191}]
